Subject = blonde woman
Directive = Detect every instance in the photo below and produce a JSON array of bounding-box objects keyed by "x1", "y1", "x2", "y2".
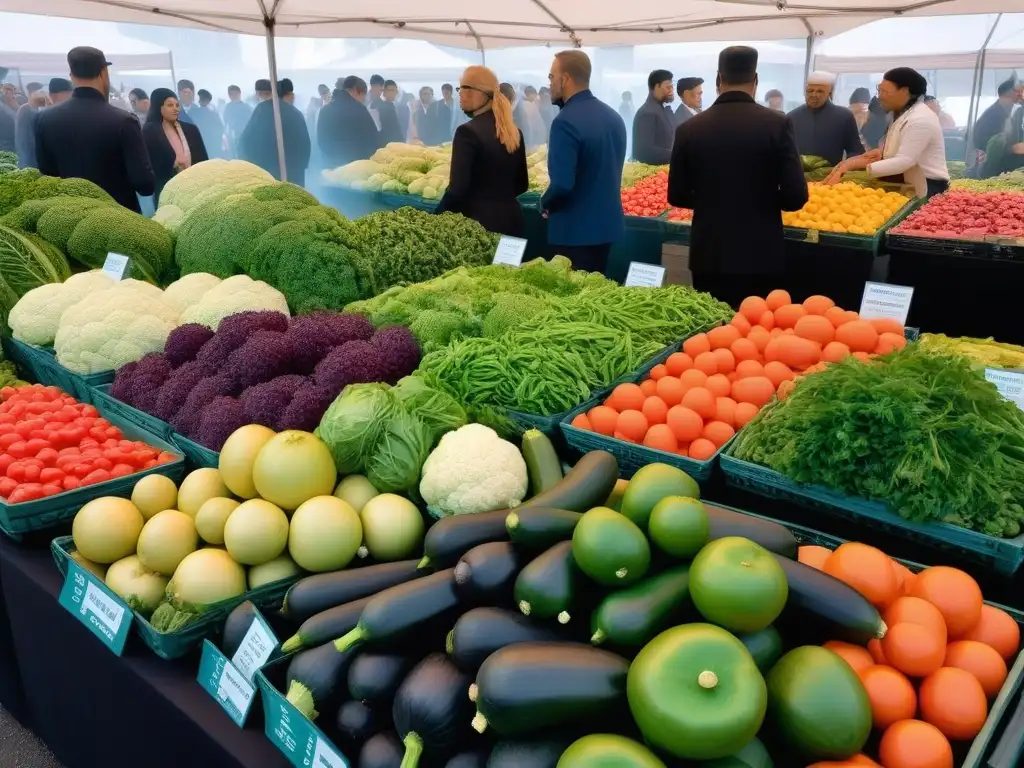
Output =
[{"x1": 435, "y1": 66, "x2": 528, "y2": 237}]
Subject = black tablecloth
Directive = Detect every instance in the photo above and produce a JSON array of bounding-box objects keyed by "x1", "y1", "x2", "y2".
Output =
[
  {"x1": 0, "y1": 551, "x2": 27, "y2": 725},
  {"x1": 0, "y1": 538, "x2": 289, "y2": 768}
]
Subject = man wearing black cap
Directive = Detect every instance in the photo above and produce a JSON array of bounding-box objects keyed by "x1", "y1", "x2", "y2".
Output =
[
  {"x1": 632, "y1": 69, "x2": 676, "y2": 165},
  {"x1": 34, "y1": 47, "x2": 154, "y2": 212},
  {"x1": 318, "y1": 76, "x2": 381, "y2": 168},
  {"x1": 668, "y1": 45, "x2": 807, "y2": 308},
  {"x1": 675, "y1": 77, "x2": 704, "y2": 125},
  {"x1": 15, "y1": 78, "x2": 72, "y2": 169},
  {"x1": 255, "y1": 79, "x2": 273, "y2": 103},
  {"x1": 239, "y1": 77, "x2": 310, "y2": 186}
]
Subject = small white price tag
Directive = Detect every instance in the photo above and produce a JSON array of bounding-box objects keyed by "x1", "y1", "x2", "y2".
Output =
[
  {"x1": 216, "y1": 659, "x2": 255, "y2": 715},
  {"x1": 859, "y1": 281, "x2": 914, "y2": 325},
  {"x1": 84, "y1": 580, "x2": 125, "y2": 635},
  {"x1": 624, "y1": 262, "x2": 666, "y2": 288},
  {"x1": 231, "y1": 617, "x2": 275, "y2": 682},
  {"x1": 311, "y1": 737, "x2": 345, "y2": 768},
  {"x1": 985, "y1": 368, "x2": 1024, "y2": 411},
  {"x1": 102, "y1": 252, "x2": 131, "y2": 281},
  {"x1": 493, "y1": 236, "x2": 528, "y2": 267}
]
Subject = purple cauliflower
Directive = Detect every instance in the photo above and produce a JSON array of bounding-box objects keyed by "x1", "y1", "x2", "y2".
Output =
[
  {"x1": 218, "y1": 310, "x2": 290, "y2": 337},
  {"x1": 240, "y1": 375, "x2": 306, "y2": 429},
  {"x1": 127, "y1": 353, "x2": 173, "y2": 412},
  {"x1": 279, "y1": 383, "x2": 336, "y2": 432},
  {"x1": 285, "y1": 313, "x2": 375, "y2": 375},
  {"x1": 110, "y1": 361, "x2": 138, "y2": 402},
  {"x1": 314, "y1": 340, "x2": 386, "y2": 397},
  {"x1": 195, "y1": 326, "x2": 250, "y2": 368},
  {"x1": 223, "y1": 330, "x2": 294, "y2": 391},
  {"x1": 195, "y1": 396, "x2": 249, "y2": 451},
  {"x1": 369, "y1": 325, "x2": 422, "y2": 383},
  {"x1": 152, "y1": 360, "x2": 216, "y2": 421},
  {"x1": 172, "y1": 375, "x2": 237, "y2": 437},
  {"x1": 318, "y1": 313, "x2": 374, "y2": 343},
  {"x1": 164, "y1": 323, "x2": 216, "y2": 368}
]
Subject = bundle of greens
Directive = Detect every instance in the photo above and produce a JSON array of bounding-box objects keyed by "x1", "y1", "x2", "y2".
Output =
[
  {"x1": 919, "y1": 333, "x2": 1024, "y2": 371},
  {"x1": 730, "y1": 346, "x2": 1024, "y2": 537}
]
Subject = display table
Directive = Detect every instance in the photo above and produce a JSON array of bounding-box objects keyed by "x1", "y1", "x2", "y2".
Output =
[
  {"x1": 0, "y1": 555, "x2": 27, "y2": 725},
  {"x1": 0, "y1": 538, "x2": 289, "y2": 768}
]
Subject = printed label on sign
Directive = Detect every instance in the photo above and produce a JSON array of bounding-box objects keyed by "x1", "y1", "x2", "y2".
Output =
[
  {"x1": 859, "y1": 281, "x2": 914, "y2": 325},
  {"x1": 58, "y1": 560, "x2": 133, "y2": 655},
  {"x1": 198, "y1": 640, "x2": 257, "y2": 727},
  {"x1": 985, "y1": 368, "x2": 1024, "y2": 411},
  {"x1": 312, "y1": 738, "x2": 345, "y2": 768},
  {"x1": 493, "y1": 236, "x2": 528, "y2": 267},
  {"x1": 260, "y1": 669, "x2": 351, "y2": 768},
  {"x1": 805, "y1": 229, "x2": 820, "y2": 244},
  {"x1": 624, "y1": 262, "x2": 666, "y2": 288},
  {"x1": 102, "y1": 252, "x2": 131, "y2": 281},
  {"x1": 231, "y1": 613, "x2": 276, "y2": 682}
]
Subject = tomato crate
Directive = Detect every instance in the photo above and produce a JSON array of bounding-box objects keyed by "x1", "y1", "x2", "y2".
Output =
[
  {"x1": 170, "y1": 432, "x2": 219, "y2": 470},
  {"x1": 91, "y1": 384, "x2": 173, "y2": 442},
  {"x1": 719, "y1": 452, "x2": 1024, "y2": 576},
  {"x1": 624, "y1": 213, "x2": 668, "y2": 234},
  {"x1": 886, "y1": 231, "x2": 991, "y2": 260},
  {"x1": 0, "y1": 409, "x2": 185, "y2": 540},
  {"x1": 51, "y1": 535, "x2": 298, "y2": 660},
  {"x1": 2, "y1": 337, "x2": 114, "y2": 405}
]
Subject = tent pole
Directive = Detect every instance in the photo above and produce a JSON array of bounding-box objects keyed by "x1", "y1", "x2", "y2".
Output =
[
  {"x1": 169, "y1": 51, "x2": 178, "y2": 91},
  {"x1": 801, "y1": 20, "x2": 815, "y2": 83},
  {"x1": 263, "y1": 18, "x2": 288, "y2": 182},
  {"x1": 965, "y1": 13, "x2": 1002, "y2": 165}
]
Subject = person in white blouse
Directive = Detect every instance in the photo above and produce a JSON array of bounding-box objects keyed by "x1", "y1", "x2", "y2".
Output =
[{"x1": 824, "y1": 67, "x2": 949, "y2": 198}]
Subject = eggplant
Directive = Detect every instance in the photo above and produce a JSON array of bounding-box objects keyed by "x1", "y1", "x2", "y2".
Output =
[
  {"x1": 336, "y1": 700, "x2": 377, "y2": 749},
  {"x1": 392, "y1": 653, "x2": 474, "y2": 768},
  {"x1": 282, "y1": 560, "x2": 424, "y2": 621},
  {"x1": 359, "y1": 731, "x2": 404, "y2": 768},
  {"x1": 447, "y1": 607, "x2": 572, "y2": 674},
  {"x1": 419, "y1": 509, "x2": 510, "y2": 570},
  {"x1": 222, "y1": 600, "x2": 257, "y2": 657},
  {"x1": 486, "y1": 739, "x2": 573, "y2": 768},
  {"x1": 284, "y1": 640, "x2": 360, "y2": 720},
  {"x1": 281, "y1": 596, "x2": 371, "y2": 654},
  {"x1": 453, "y1": 541, "x2": 522, "y2": 604},
  {"x1": 348, "y1": 653, "x2": 414, "y2": 705},
  {"x1": 445, "y1": 751, "x2": 490, "y2": 768}
]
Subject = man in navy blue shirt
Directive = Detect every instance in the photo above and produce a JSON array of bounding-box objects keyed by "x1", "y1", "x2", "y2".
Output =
[{"x1": 541, "y1": 50, "x2": 626, "y2": 274}]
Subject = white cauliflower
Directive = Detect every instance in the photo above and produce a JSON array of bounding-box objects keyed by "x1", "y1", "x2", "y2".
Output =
[
  {"x1": 163, "y1": 272, "x2": 222, "y2": 314},
  {"x1": 419, "y1": 423, "x2": 528, "y2": 517},
  {"x1": 152, "y1": 203, "x2": 185, "y2": 234},
  {"x1": 9, "y1": 271, "x2": 115, "y2": 346},
  {"x1": 54, "y1": 280, "x2": 181, "y2": 373},
  {"x1": 159, "y1": 159, "x2": 274, "y2": 213},
  {"x1": 178, "y1": 274, "x2": 290, "y2": 330}
]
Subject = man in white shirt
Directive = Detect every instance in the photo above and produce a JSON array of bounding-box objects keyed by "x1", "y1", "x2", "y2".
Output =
[{"x1": 675, "y1": 77, "x2": 704, "y2": 125}]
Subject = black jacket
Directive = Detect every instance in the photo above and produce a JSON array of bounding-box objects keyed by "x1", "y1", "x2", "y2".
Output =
[
  {"x1": 973, "y1": 99, "x2": 1012, "y2": 152},
  {"x1": 142, "y1": 120, "x2": 209, "y2": 205},
  {"x1": 435, "y1": 109, "x2": 528, "y2": 237},
  {"x1": 318, "y1": 91, "x2": 381, "y2": 168},
  {"x1": 633, "y1": 96, "x2": 676, "y2": 165},
  {"x1": 372, "y1": 97, "x2": 404, "y2": 145},
  {"x1": 668, "y1": 91, "x2": 808, "y2": 275},
  {"x1": 34, "y1": 87, "x2": 155, "y2": 212},
  {"x1": 788, "y1": 101, "x2": 864, "y2": 166},
  {"x1": 240, "y1": 99, "x2": 311, "y2": 186}
]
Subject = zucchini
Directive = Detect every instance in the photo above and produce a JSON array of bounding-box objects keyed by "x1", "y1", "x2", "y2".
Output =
[
  {"x1": 392, "y1": 653, "x2": 474, "y2": 768},
  {"x1": 772, "y1": 553, "x2": 886, "y2": 645},
  {"x1": 282, "y1": 560, "x2": 424, "y2": 621},
  {"x1": 513, "y1": 541, "x2": 577, "y2": 624},
  {"x1": 472, "y1": 642, "x2": 630, "y2": 736},
  {"x1": 736, "y1": 625, "x2": 783, "y2": 673},
  {"x1": 454, "y1": 541, "x2": 522, "y2": 603},
  {"x1": 335, "y1": 568, "x2": 462, "y2": 652},
  {"x1": 522, "y1": 429, "x2": 562, "y2": 496},
  {"x1": 359, "y1": 731, "x2": 403, "y2": 768},
  {"x1": 418, "y1": 509, "x2": 510, "y2": 570},
  {"x1": 505, "y1": 507, "x2": 582, "y2": 550},
  {"x1": 487, "y1": 739, "x2": 572, "y2": 768},
  {"x1": 348, "y1": 653, "x2": 414, "y2": 705},
  {"x1": 445, "y1": 751, "x2": 489, "y2": 768},
  {"x1": 705, "y1": 504, "x2": 798, "y2": 559},
  {"x1": 222, "y1": 600, "x2": 257, "y2": 657},
  {"x1": 590, "y1": 565, "x2": 691, "y2": 647},
  {"x1": 447, "y1": 607, "x2": 571, "y2": 674},
  {"x1": 520, "y1": 450, "x2": 619, "y2": 513},
  {"x1": 336, "y1": 699, "x2": 378, "y2": 749},
  {"x1": 281, "y1": 596, "x2": 371, "y2": 654},
  {"x1": 285, "y1": 640, "x2": 361, "y2": 720}
]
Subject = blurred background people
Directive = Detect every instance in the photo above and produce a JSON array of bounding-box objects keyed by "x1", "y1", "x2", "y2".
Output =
[
  {"x1": 128, "y1": 87, "x2": 149, "y2": 120},
  {"x1": 924, "y1": 95, "x2": 956, "y2": 129},
  {"x1": 675, "y1": 76, "x2": 703, "y2": 124},
  {"x1": 411, "y1": 86, "x2": 435, "y2": 144},
  {"x1": 16, "y1": 78, "x2": 72, "y2": 168},
  {"x1": 240, "y1": 78, "x2": 310, "y2": 186},
  {"x1": 223, "y1": 84, "x2": 252, "y2": 157},
  {"x1": 194, "y1": 87, "x2": 224, "y2": 158},
  {"x1": 142, "y1": 87, "x2": 208, "y2": 204},
  {"x1": 765, "y1": 89, "x2": 785, "y2": 112},
  {"x1": 788, "y1": 70, "x2": 863, "y2": 165},
  {"x1": 318, "y1": 75, "x2": 380, "y2": 167},
  {"x1": 633, "y1": 69, "x2": 675, "y2": 165},
  {"x1": 849, "y1": 87, "x2": 872, "y2": 134}
]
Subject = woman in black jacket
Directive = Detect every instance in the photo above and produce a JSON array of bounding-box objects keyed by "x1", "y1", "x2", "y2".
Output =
[
  {"x1": 435, "y1": 66, "x2": 528, "y2": 237},
  {"x1": 142, "y1": 87, "x2": 208, "y2": 205}
]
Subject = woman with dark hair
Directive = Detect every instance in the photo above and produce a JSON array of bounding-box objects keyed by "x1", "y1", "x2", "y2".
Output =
[
  {"x1": 825, "y1": 67, "x2": 948, "y2": 197},
  {"x1": 861, "y1": 96, "x2": 889, "y2": 150},
  {"x1": 848, "y1": 86, "x2": 871, "y2": 133},
  {"x1": 142, "y1": 87, "x2": 208, "y2": 204}
]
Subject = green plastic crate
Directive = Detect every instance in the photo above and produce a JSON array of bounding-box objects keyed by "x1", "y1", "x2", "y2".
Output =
[
  {"x1": 380, "y1": 191, "x2": 438, "y2": 212},
  {"x1": 51, "y1": 535, "x2": 299, "y2": 660},
  {"x1": 92, "y1": 384, "x2": 173, "y2": 442},
  {"x1": 719, "y1": 452, "x2": 1024, "y2": 576},
  {"x1": 0, "y1": 410, "x2": 185, "y2": 540},
  {"x1": 2, "y1": 337, "x2": 54, "y2": 385},
  {"x1": 171, "y1": 432, "x2": 219, "y2": 470},
  {"x1": 3, "y1": 337, "x2": 113, "y2": 404},
  {"x1": 784, "y1": 197, "x2": 919, "y2": 253}
]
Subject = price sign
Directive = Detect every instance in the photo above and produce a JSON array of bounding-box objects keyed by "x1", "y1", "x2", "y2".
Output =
[
  {"x1": 804, "y1": 229, "x2": 820, "y2": 244},
  {"x1": 624, "y1": 262, "x2": 666, "y2": 288},
  {"x1": 231, "y1": 612, "x2": 276, "y2": 682},
  {"x1": 493, "y1": 236, "x2": 528, "y2": 267},
  {"x1": 312, "y1": 738, "x2": 346, "y2": 768},
  {"x1": 102, "y1": 252, "x2": 131, "y2": 281},
  {"x1": 985, "y1": 368, "x2": 1024, "y2": 411},
  {"x1": 261, "y1": 669, "x2": 351, "y2": 767},
  {"x1": 859, "y1": 281, "x2": 914, "y2": 326},
  {"x1": 58, "y1": 560, "x2": 133, "y2": 655},
  {"x1": 198, "y1": 640, "x2": 257, "y2": 726}
]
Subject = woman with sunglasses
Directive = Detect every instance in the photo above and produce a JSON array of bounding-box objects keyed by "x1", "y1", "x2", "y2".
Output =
[{"x1": 435, "y1": 66, "x2": 528, "y2": 237}]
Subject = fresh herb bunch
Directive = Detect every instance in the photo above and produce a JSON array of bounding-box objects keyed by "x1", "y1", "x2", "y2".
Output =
[{"x1": 731, "y1": 346, "x2": 1024, "y2": 537}]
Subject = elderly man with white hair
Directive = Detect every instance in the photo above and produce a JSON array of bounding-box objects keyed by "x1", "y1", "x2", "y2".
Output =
[{"x1": 787, "y1": 70, "x2": 864, "y2": 166}]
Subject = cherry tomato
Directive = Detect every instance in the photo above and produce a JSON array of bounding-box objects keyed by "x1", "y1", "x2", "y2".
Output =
[
  {"x1": 80, "y1": 469, "x2": 111, "y2": 486},
  {"x1": 157, "y1": 451, "x2": 179, "y2": 464},
  {"x1": 35, "y1": 447, "x2": 59, "y2": 465},
  {"x1": 39, "y1": 467, "x2": 65, "y2": 484},
  {"x1": 6, "y1": 441, "x2": 27, "y2": 459},
  {"x1": 0, "y1": 477, "x2": 17, "y2": 497},
  {"x1": 109, "y1": 464, "x2": 134, "y2": 479},
  {"x1": 62, "y1": 476, "x2": 81, "y2": 491},
  {"x1": 23, "y1": 464, "x2": 40, "y2": 482},
  {"x1": 24, "y1": 438, "x2": 50, "y2": 456}
]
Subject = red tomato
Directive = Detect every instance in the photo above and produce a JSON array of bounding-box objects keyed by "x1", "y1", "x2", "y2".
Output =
[
  {"x1": 62, "y1": 476, "x2": 81, "y2": 491},
  {"x1": 6, "y1": 442, "x2": 27, "y2": 459},
  {"x1": 24, "y1": 438, "x2": 50, "y2": 456},
  {"x1": 0, "y1": 455, "x2": 12, "y2": 475},
  {"x1": 0, "y1": 433, "x2": 20, "y2": 449},
  {"x1": 23, "y1": 464, "x2": 40, "y2": 482},
  {"x1": 80, "y1": 469, "x2": 111, "y2": 486},
  {"x1": 35, "y1": 448, "x2": 59, "y2": 465},
  {"x1": 157, "y1": 451, "x2": 178, "y2": 464},
  {"x1": 40, "y1": 484, "x2": 62, "y2": 497},
  {"x1": 92, "y1": 457, "x2": 112, "y2": 471},
  {"x1": 0, "y1": 477, "x2": 16, "y2": 497},
  {"x1": 39, "y1": 467, "x2": 65, "y2": 484},
  {"x1": 109, "y1": 464, "x2": 134, "y2": 479}
]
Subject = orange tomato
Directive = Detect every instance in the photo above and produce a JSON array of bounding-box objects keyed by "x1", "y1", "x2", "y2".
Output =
[
  {"x1": 681, "y1": 387, "x2": 716, "y2": 420},
  {"x1": 731, "y1": 376, "x2": 776, "y2": 408},
  {"x1": 798, "y1": 545, "x2": 832, "y2": 570},
  {"x1": 607, "y1": 383, "x2": 646, "y2": 412},
  {"x1": 616, "y1": 410, "x2": 648, "y2": 443},
  {"x1": 639, "y1": 379, "x2": 658, "y2": 397},
  {"x1": 803, "y1": 294, "x2": 837, "y2": 315},
  {"x1": 958, "y1": 605, "x2": 1021, "y2": 661},
  {"x1": 823, "y1": 542, "x2": 898, "y2": 609},
  {"x1": 774, "y1": 303, "x2": 808, "y2": 329},
  {"x1": 735, "y1": 359, "x2": 765, "y2": 380},
  {"x1": 835, "y1": 320, "x2": 879, "y2": 353},
  {"x1": 693, "y1": 351, "x2": 719, "y2": 376},
  {"x1": 822, "y1": 341, "x2": 852, "y2": 363},
  {"x1": 730, "y1": 337, "x2": 760, "y2": 362},
  {"x1": 702, "y1": 420, "x2": 735, "y2": 448},
  {"x1": 679, "y1": 368, "x2": 708, "y2": 389},
  {"x1": 714, "y1": 396, "x2": 738, "y2": 427},
  {"x1": 795, "y1": 314, "x2": 836, "y2": 346},
  {"x1": 870, "y1": 317, "x2": 905, "y2": 335},
  {"x1": 766, "y1": 288, "x2": 791, "y2": 311},
  {"x1": 613, "y1": 431, "x2": 638, "y2": 444},
  {"x1": 655, "y1": 376, "x2": 686, "y2": 407},
  {"x1": 878, "y1": 720, "x2": 953, "y2": 768},
  {"x1": 641, "y1": 396, "x2": 669, "y2": 425},
  {"x1": 649, "y1": 363, "x2": 669, "y2": 380},
  {"x1": 883, "y1": 597, "x2": 947, "y2": 646},
  {"x1": 909, "y1": 567, "x2": 983, "y2": 639},
  {"x1": 882, "y1": 623, "x2": 946, "y2": 678},
  {"x1": 571, "y1": 413, "x2": 592, "y2": 430},
  {"x1": 747, "y1": 325, "x2": 771, "y2": 352},
  {"x1": 733, "y1": 401, "x2": 760, "y2": 428},
  {"x1": 763, "y1": 361, "x2": 795, "y2": 389},
  {"x1": 918, "y1": 667, "x2": 988, "y2": 741},
  {"x1": 868, "y1": 638, "x2": 888, "y2": 665},
  {"x1": 758, "y1": 310, "x2": 776, "y2": 330},
  {"x1": 876, "y1": 332, "x2": 907, "y2": 355},
  {"x1": 774, "y1": 335, "x2": 822, "y2": 371},
  {"x1": 739, "y1": 296, "x2": 770, "y2": 323},
  {"x1": 682, "y1": 333, "x2": 711, "y2": 358},
  {"x1": 689, "y1": 438, "x2": 717, "y2": 461},
  {"x1": 665, "y1": 351, "x2": 693, "y2": 377},
  {"x1": 588, "y1": 406, "x2": 618, "y2": 436},
  {"x1": 825, "y1": 305, "x2": 854, "y2": 328},
  {"x1": 859, "y1": 664, "x2": 917, "y2": 730},
  {"x1": 666, "y1": 405, "x2": 704, "y2": 442},
  {"x1": 730, "y1": 312, "x2": 753, "y2": 336},
  {"x1": 891, "y1": 560, "x2": 916, "y2": 597},
  {"x1": 712, "y1": 348, "x2": 736, "y2": 375},
  {"x1": 944, "y1": 640, "x2": 1008, "y2": 698},
  {"x1": 823, "y1": 640, "x2": 875, "y2": 673},
  {"x1": 642, "y1": 423, "x2": 679, "y2": 454},
  {"x1": 705, "y1": 374, "x2": 732, "y2": 399},
  {"x1": 708, "y1": 324, "x2": 742, "y2": 351}
]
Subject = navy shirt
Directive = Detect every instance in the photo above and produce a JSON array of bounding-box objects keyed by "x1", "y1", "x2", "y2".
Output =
[
  {"x1": 788, "y1": 101, "x2": 863, "y2": 166},
  {"x1": 541, "y1": 90, "x2": 627, "y2": 247}
]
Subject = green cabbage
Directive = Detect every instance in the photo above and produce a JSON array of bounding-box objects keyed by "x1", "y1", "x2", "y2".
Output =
[
  {"x1": 316, "y1": 384, "x2": 397, "y2": 474},
  {"x1": 393, "y1": 376, "x2": 467, "y2": 443},
  {"x1": 364, "y1": 407, "x2": 431, "y2": 494}
]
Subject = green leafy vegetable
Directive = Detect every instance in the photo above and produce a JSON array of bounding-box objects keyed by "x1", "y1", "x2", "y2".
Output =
[{"x1": 0, "y1": 224, "x2": 72, "y2": 330}]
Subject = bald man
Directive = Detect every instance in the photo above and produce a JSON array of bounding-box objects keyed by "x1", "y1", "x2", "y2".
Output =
[{"x1": 787, "y1": 71, "x2": 864, "y2": 166}]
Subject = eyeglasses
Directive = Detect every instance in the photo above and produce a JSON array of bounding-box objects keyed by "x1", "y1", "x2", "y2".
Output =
[{"x1": 456, "y1": 85, "x2": 481, "y2": 93}]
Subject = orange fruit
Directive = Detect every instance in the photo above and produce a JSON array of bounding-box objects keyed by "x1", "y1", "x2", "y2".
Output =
[
  {"x1": 908, "y1": 567, "x2": 983, "y2": 638},
  {"x1": 918, "y1": 667, "x2": 988, "y2": 741},
  {"x1": 734, "y1": 359, "x2": 765, "y2": 380},
  {"x1": 666, "y1": 406, "x2": 704, "y2": 443},
  {"x1": 774, "y1": 303, "x2": 807, "y2": 329},
  {"x1": 693, "y1": 351, "x2": 719, "y2": 376},
  {"x1": 655, "y1": 376, "x2": 686, "y2": 407},
  {"x1": 712, "y1": 348, "x2": 736, "y2": 375},
  {"x1": 875, "y1": 333, "x2": 906, "y2": 355},
  {"x1": 882, "y1": 623, "x2": 945, "y2": 678},
  {"x1": 730, "y1": 337, "x2": 760, "y2": 362},
  {"x1": 868, "y1": 638, "x2": 888, "y2": 665},
  {"x1": 762, "y1": 361, "x2": 795, "y2": 389},
  {"x1": 641, "y1": 396, "x2": 669, "y2": 425},
  {"x1": 798, "y1": 545, "x2": 832, "y2": 570},
  {"x1": 616, "y1": 410, "x2": 648, "y2": 443},
  {"x1": 571, "y1": 413, "x2": 592, "y2": 430},
  {"x1": 958, "y1": 605, "x2": 1020, "y2": 661},
  {"x1": 883, "y1": 597, "x2": 947, "y2": 647},
  {"x1": 705, "y1": 374, "x2": 732, "y2": 399},
  {"x1": 823, "y1": 542, "x2": 899, "y2": 609},
  {"x1": 835, "y1": 320, "x2": 879, "y2": 353},
  {"x1": 731, "y1": 376, "x2": 775, "y2": 408},
  {"x1": 714, "y1": 396, "x2": 737, "y2": 427},
  {"x1": 649, "y1": 363, "x2": 669, "y2": 380},
  {"x1": 774, "y1": 334, "x2": 822, "y2": 371},
  {"x1": 794, "y1": 314, "x2": 836, "y2": 346},
  {"x1": 730, "y1": 313, "x2": 753, "y2": 335},
  {"x1": 944, "y1": 640, "x2": 1008, "y2": 698},
  {"x1": 607, "y1": 383, "x2": 646, "y2": 412},
  {"x1": 891, "y1": 561, "x2": 916, "y2": 597},
  {"x1": 878, "y1": 720, "x2": 953, "y2": 768},
  {"x1": 871, "y1": 317, "x2": 905, "y2": 335},
  {"x1": 665, "y1": 352, "x2": 693, "y2": 377},
  {"x1": 859, "y1": 664, "x2": 917, "y2": 730},
  {"x1": 823, "y1": 640, "x2": 874, "y2": 673},
  {"x1": 588, "y1": 406, "x2": 618, "y2": 436},
  {"x1": 747, "y1": 325, "x2": 771, "y2": 352},
  {"x1": 739, "y1": 296, "x2": 770, "y2": 324},
  {"x1": 642, "y1": 424, "x2": 679, "y2": 454},
  {"x1": 708, "y1": 325, "x2": 742, "y2": 351},
  {"x1": 825, "y1": 305, "x2": 853, "y2": 328},
  {"x1": 681, "y1": 387, "x2": 716, "y2": 420},
  {"x1": 758, "y1": 310, "x2": 776, "y2": 330},
  {"x1": 803, "y1": 294, "x2": 837, "y2": 315},
  {"x1": 766, "y1": 289, "x2": 791, "y2": 311},
  {"x1": 679, "y1": 368, "x2": 708, "y2": 389},
  {"x1": 639, "y1": 379, "x2": 658, "y2": 397},
  {"x1": 702, "y1": 420, "x2": 735, "y2": 449},
  {"x1": 733, "y1": 402, "x2": 760, "y2": 428},
  {"x1": 822, "y1": 341, "x2": 852, "y2": 363},
  {"x1": 689, "y1": 438, "x2": 717, "y2": 461},
  {"x1": 682, "y1": 333, "x2": 710, "y2": 358}
]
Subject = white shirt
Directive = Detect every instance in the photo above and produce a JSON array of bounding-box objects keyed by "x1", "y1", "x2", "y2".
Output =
[{"x1": 868, "y1": 101, "x2": 948, "y2": 198}]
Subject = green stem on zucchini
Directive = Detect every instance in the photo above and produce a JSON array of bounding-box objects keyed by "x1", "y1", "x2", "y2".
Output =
[
  {"x1": 400, "y1": 732, "x2": 423, "y2": 768},
  {"x1": 518, "y1": 600, "x2": 532, "y2": 616},
  {"x1": 505, "y1": 512, "x2": 519, "y2": 531},
  {"x1": 471, "y1": 712, "x2": 488, "y2": 734},
  {"x1": 615, "y1": 567, "x2": 629, "y2": 580},
  {"x1": 333, "y1": 626, "x2": 367, "y2": 653},
  {"x1": 557, "y1": 611, "x2": 570, "y2": 624},
  {"x1": 698, "y1": 671, "x2": 718, "y2": 690},
  {"x1": 591, "y1": 629, "x2": 606, "y2": 645},
  {"x1": 468, "y1": 684, "x2": 478, "y2": 702},
  {"x1": 285, "y1": 681, "x2": 319, "y2": 720},
  {"x1": 417, "y1": 556, "x2": 431, "y2": 570},
  {"x1": 445, "y1": 629, "x2": 455, "y2": 655},
  {"x1": 876, "y1": 620, "x2": 888, "y2": 640},
  {"x1": 280, "y1": 633, "x2": 303, "y2": 654}
]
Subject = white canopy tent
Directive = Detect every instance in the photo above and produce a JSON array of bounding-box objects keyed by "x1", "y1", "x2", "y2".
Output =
[{"x1": 342, "y1": 39, "x2": 472, "y2": 81}]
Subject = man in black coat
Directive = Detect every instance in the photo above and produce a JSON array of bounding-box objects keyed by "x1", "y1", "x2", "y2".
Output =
[
  {"x1": 371, "y1": 79, "x2": 403, "y2": 146},
  {"x1": 668, "y1": 46, "x2": 808, "y2": 308},
  {"x1": 317, "y1": 76, "x2": 381, "y2": 168},
  {"x1": 974, "y1": 78, "x2": 1020, "y2": 156},
  {"x1": 632, "y1": 69, "x2": 676, "y2": 165},
  {"x1": 239, "y1": 78, "x2": 311, "y2": 187},
  {"x1": 34, "y1": 47, "x2": 155, "y2": 212}
]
